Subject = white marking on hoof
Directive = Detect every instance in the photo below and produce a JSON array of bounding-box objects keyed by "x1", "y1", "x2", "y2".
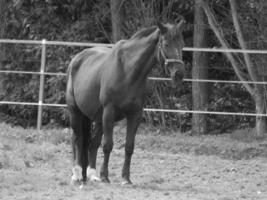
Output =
[
  {"x1": 71, "y1": 165, "x2": 83, "y2": 183},
  {"x1": 122, "y1": 178, "x2": 132, "y2": 185},
  {"x1": 87, "y1": 167, "x2": 101, "y2": 182},
  {"x1": 121, "y1": 181, "x2": 132, "y2": 185},
  {"x1": 79, "y1": 183, "x2": 85, "y2": 190},
  {"x1": 122, "y1": 180, "x2": 128, "y2": 185}
]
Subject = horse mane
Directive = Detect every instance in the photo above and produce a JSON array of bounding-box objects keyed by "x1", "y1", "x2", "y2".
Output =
[
  {"x1": 130, "y1": 24, "x2": 182, "y2": 41},
  {"x1": 130, "y1": 26, "x2": 158, "y2": 40}
]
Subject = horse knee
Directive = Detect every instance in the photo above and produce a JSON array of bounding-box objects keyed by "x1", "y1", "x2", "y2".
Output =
[
  {"x1": 125, "y1": 143, "x2": 134, "y2": 155},
  {"x1": 103, "y1": 141, "x2": 113, "y2": 154},
  {"x1": 90, "y1": 139, "x2": 101, "y2": 150}
]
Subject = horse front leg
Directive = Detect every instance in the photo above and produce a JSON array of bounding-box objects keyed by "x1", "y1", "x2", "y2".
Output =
[
  {"x1": 122, "y1": 110, "x2": 142, "y2": 185},
  {"x1": 100, "y1": 105, "x2": 115, "y2": 183}
]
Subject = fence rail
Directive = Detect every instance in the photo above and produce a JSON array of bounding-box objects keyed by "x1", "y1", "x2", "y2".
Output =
[
  {"x1": 2, "y1": 70, "x2": 267, "y2": 85},
  {"x1": 1, "y1": 39, "x2": 267, "y2": 129},
  {"x1": 1, "y1": 100, "x2": 267, "y2": 117},
  {"x1": 1, "y1": 39, "x2": 267, "y2": 54}
]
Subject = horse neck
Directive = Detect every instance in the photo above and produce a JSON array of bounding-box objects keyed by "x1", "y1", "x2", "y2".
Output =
[{"x1": 123, "y1": 29, "x2": 160, "y2": 82}]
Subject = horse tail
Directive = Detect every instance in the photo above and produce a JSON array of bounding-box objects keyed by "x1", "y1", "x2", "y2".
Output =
[{"x1": 66, "y1": 51, "x2": 87, "y2": 108}]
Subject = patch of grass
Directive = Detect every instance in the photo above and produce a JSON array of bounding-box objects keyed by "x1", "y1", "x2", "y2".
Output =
[
  {"x1": 1, "y1": 151, "x2": 26, "y2": 170},
  {"x1": 118, "y1": 123, "x2": 267, "y2": 160},
  {"x1": 1, "y1": 122, "x2": 267, "y2": 162},
  {"x1": 0, "y1": 122, "x2": 71, "y2": 145},
  {"x1": 230, "y1": 128, "x2": 267, "y2": 143},
  {"x1": 29, "y1": 142, "x2": 56, "y2": 162},
  {"x1": 40, "y1": 128, "x2": 71, "y2": 145},
  {"x1": 0, "y1": 123, "x2": 70, "y2": 171}
]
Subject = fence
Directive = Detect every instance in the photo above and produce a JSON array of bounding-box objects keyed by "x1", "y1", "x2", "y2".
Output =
[{"x1": 0, "y1": 39, "x2": 267, "y2": 130}]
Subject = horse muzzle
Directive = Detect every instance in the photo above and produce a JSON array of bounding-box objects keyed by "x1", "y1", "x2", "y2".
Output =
[{"x1": 169, "y1": 63, "x2": 185, "y2": 89}]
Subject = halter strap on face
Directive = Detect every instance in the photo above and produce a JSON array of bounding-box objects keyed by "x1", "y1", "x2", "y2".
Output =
[{"x1": 158, "y1": 37, "x2": 184, "y2": 67}]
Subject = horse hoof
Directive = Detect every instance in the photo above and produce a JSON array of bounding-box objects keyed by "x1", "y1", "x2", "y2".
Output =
[
  {"x1": 79, "y1": 183, "x2": 85, "y2": 190},
  {"x1": 100, "y1": 176, "x2": 110, "y2": 183},
  {"x1": 70, "y1": 165, "x2": 83, "y2": 185},
  {"x1": 87, "y1": 168, "x2": 101, "y2": 182},
  {"x1": 122, "y1": 178, "x2": 132, "y2": 185},
  {"x1": 70, "y1": 178, "x2": 82, "y2": 186},
  {"x1": 90, "y1": 176, "x2": 101, "y2": 182}
]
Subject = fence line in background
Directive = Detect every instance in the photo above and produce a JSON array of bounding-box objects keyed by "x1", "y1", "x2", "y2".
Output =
[
  {"x1": 0, "y1": 39, "x2": 114, "y2": 48},
  {"x1": 0, "y1": 39, "x2": 267, "y2": 130},
  {"x1": 1, "y1": 39, "x2": 267, "y2": 54},
  {"x1": 0, "y1": 70, "x2": 66, "y2": 76},
  {"x1": 1, "y1": 101, "x2": 267, "y2": 117},
  {"x1": 1, "y1": 70, "x2": 267, "y2": 85}
]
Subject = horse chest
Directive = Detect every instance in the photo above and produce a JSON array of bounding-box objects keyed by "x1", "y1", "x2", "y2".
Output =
[
  {"x1": 119, "y1": 85, "x2": 144, "y2": 104},
  {"x1": 102, "y1": 83, "x2": 145, "y2": 112},
  {"x1": 121, "y1": 94, "x2": 143, "y2": 109}
]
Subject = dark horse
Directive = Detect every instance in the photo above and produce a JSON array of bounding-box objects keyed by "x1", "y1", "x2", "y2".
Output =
[{"x1": 66, "y1": 21, "x2": 185, "y2": 185}]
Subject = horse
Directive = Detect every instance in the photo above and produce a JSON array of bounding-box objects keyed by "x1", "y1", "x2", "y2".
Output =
[{"x1": 66, "y1": 20, "x2": 186, "y2": 185}]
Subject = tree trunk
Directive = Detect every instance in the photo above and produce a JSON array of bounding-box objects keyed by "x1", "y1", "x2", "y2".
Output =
[
  {"x1": 0, "y1": 0, "x2": 7, "y2": 96},
  {"x1": 255, "y1": 0, "x2": 267, "y2": 136},
  {"x1": 201, "y1": 0, "x2": 267, "y2": 136},
  {"x1": 110, "y1": 0, "x2": 126, "y2": 42},
  {"x1": 230, "y1": 0, "x2": 267, "y2": 135},
  {"x1": 0, "y1": 0, "x2": 7, "y2": 55},
  {"x1": 192, "y1": 0, "x2": 208, "y2": 135},
  {"x1": 254, "y1": 86, "x2": 267, "y2": 136},
  {"x1": 0, "y1": 0, "x2": 7, "y2": 38}
]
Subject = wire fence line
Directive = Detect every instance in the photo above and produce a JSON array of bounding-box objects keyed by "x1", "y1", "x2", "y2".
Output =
[
  {"x1": 2, "y1": 70, "x2": 267, "y2": 85},
  {"x1": 1, "y1": 38, "x2": 267, "y2": 54},
  {"x1": 0, "y1": 39, "x2": 267, "y2": 129},
  {"x1": 1, "y1": 101, "x2": 267, "y2": 117}
]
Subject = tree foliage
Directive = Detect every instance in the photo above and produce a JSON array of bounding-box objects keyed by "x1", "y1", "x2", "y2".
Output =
[{"x1": 200, "y1": 0, "x2": 267, "y2": 135}]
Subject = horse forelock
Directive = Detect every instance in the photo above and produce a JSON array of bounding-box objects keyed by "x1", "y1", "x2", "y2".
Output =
[{"x1": 164, "y1": 23, "x2": 183, "y2": 41}]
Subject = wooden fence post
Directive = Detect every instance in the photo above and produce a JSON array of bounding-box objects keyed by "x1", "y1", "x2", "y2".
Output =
[{"x1": 37, "y1": 39, "x2": 46, "y2": 131}]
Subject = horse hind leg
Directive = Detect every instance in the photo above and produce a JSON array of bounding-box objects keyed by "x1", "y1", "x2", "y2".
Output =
[
  {"x1": 81, "y1": 115, "x2": 91, "y2": 182},
  {"x1": 69, "y1": 107, "x2": 91, "y2": 184},
  {"x1": 69, "y1": 108, "x2": 83, "y2": 184},
  {"x1": 87, "y1": 121, "x2": 102, "y2": 182}
]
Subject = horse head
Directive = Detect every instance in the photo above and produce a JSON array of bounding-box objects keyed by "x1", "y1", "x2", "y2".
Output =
[{"x1": 157, "y1": 20, "x2": 186, "y2": 88}]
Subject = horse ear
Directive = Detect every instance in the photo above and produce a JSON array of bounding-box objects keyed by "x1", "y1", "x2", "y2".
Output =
[
  {"x1": 157, "y1": 21, "x2": 168, "y2": 34},
  {"x1": 176, "y1": 18, "x2": 186, "y2": 31}
]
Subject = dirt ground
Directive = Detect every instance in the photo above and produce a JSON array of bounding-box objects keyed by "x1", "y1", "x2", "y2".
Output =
[{"x1": 1, "y1": 123, "x2": 267, "y2": 200}]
